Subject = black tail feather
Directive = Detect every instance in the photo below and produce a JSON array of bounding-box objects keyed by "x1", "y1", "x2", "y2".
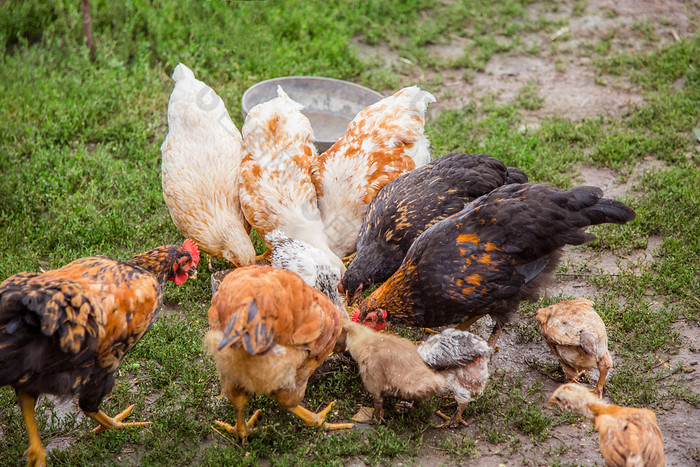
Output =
[
  {"x1": 583, "y1": 198, "x2": 636, "y2": 226},
  {"x1": 505, "y1": 167, "x2": 528, "y2": 184}
]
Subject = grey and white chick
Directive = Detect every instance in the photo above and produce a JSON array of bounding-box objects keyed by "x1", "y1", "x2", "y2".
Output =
[
  {"x1": 266, "y1": 230, "x2": 345, "y2": 311},
  {"x1": 418, "y1": 328, "x2": 493, "y2": 427}
]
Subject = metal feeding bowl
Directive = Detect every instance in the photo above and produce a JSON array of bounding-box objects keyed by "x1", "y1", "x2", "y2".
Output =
[{"x1": 241, "y1": 77, "x2": 384, "y2": 153}]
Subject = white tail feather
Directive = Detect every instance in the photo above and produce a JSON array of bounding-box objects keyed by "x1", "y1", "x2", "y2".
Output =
[{"x1": 172, "y1": 63, "x2": 195, "y2": 82}]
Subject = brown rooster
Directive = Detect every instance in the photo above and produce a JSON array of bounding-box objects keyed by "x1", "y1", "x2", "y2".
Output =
[
  {"x1": 550, "y1": 383, "x2": 665, "y2": 466},
  {"x1": 0, "y1": 240, "x2": 199, "y2": 466},
  {"x1": 353, "y1": 184, "x2": 635, "y2": 347},
  {"x1": 205, "y1": 266, "x2": 351, "y2": 443},
  {"x1": 536, "y1": 297, "x2": 612, "y2": 397},
  {"x1": 343, "y1": 152, "x2": 528, "y2": 303}
]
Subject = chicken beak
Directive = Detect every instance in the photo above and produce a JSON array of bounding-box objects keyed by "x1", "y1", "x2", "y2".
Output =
[
  {"x1": 337, "y1": 282, "x2": 344, "y2": 295},
  {"x1": 347, "y1": 285, "x2": 363, "y2": 306},
  {"x1": 188, "y1": 268, "x2": 197, "y2": 279}
]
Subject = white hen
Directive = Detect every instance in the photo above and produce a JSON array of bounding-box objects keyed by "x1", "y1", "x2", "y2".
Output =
[
  {"x1": 161, "y1": 63, "x2": 255, "y2": 267},
  {"x1": 417, "y1": 329, "x2": 492, "y2": 427}
]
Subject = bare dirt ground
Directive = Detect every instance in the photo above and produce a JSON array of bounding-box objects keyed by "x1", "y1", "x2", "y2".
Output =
[{"x1": 351, "y1": 0, "x2": 700, "y2": 465}]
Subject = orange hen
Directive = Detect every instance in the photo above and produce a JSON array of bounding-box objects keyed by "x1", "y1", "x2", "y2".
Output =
[
  {"x1": 205, "y1": 266, "x2": 351, "y2": 443},
  {"x1": 311, "y1": 86, "x2": 435, "y2": 258},
  {"x1": 0, "y1": 241, "x2": 199, "y2": 466},
  {"x1": 550, "y1": 383, "x2": 665, "y2": 467}
]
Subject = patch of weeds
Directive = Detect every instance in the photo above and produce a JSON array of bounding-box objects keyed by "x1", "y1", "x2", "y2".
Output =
[
  {"x1": 437, "y1": 435, "x2": 478, "y2": 463},
  {"x1": 514, "y1": 79, "x2": 544, "y2": 111}
]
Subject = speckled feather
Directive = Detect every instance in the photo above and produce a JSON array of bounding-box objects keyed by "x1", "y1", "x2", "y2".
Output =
[
  {"x1": 343, "y1": 153, "x2": 528, "y2": 297},
  {"x1": 267, "y1": 230, "x2": 344, "y2": 310},
  {"x1": 311, "y1": 86, "x2": 435, "y2": 258},
  {"x1": 417, "y1": 328, "x2": 492, "y2": 418},
  {"x1": 161, "y1": 63, "x2": 254, "y2": 266},
  {"x1": 0, "y1": 243, "x2": 197, "y2": 412},
  {"x1": 358, "y1": 184, "x2": 636, "y2": 329},
  {"x1": 239, "y1": 87, "x2": 344, "y2": 272}
]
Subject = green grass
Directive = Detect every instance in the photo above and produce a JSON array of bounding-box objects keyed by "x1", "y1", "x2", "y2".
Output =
[{"x1": 1, "y1": 0, "x2": 700, "y2": 465}]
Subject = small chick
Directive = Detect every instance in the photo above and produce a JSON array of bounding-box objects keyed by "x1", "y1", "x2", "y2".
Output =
[
  {"x1": 550, "y1": 383, "x2": 665, "y2": 467},
  {"x1": 536, "y1": 297, "x2": 612, "y2": 397},
  {"x1": 343, "y1": 320, "x2": 445, "y2": 422},
  {"x1": 417, "y1": 328, "x2": 492, "y2": 427},
  {"x1": 266, "y1": 230, "x2": 345, "y2": 311}
]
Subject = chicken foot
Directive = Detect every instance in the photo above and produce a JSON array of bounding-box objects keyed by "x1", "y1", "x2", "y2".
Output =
[
  {"x1": 435, "y1": 405, "x2": 469, "y2": 428},
  {"x1": 86, "y1": 404, "x2": 152, "y2": 434},
  {"x1": 288, "y1": 401, "x2": 353, "y2": 430},
  {"x1": 214, "y1": 393, "x2": 261, "y2": 443},
  {"x1": 17, "y1": 391, "x2": 46, "y2": 467},
  {"x1": 214, "y1": 410, "x2": 262, "y2": 443}
]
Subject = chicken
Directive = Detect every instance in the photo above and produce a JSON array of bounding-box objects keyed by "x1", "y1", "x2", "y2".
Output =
[
  {"x1": 536, "y1": 297, "x2": 612, "y2": 397},
  {"x1": 161, "y1": 63, "x2": 255, "y2": 267},
  {"x1": 343, "y1": 152, "x2": 528, "y2": 302},
  {"x1": 239, "y1": 86, "x2": 345, "y2": 272},
  {"x1": 353, "y1": 184, "x2": 636, "y2": 348},
  {"x1": 266, "y1": 230, "x2": 345, "y2": 311},
  {"x1": 342, "y1": 320, "x2": 445, "y2": 423},
  {"x1": 550, "y1": 383, "x2": 665, "y2": 466},
  {"x1": 0, "y1": 240, "x2": 199, "y2": 466},
  {"x1": 204, "y1": 266, "x2": 351, "y2": 442},
  {"x1": 417, "y1": 328, "x2": 492, "y2": 428},
  {"x1": 311, "y1": 86, "x2": 436, "y2": 259}
]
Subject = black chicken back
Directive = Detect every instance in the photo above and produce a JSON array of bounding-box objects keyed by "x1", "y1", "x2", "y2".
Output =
[
  {"x1": 343, "y1": 153, "x2": 527, "y2": 299},
  {"x1": 390, "y1": 183, "x2": 635, "y2": 328}
]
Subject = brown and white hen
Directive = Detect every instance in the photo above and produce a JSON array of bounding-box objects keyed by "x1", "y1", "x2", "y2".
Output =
[{"x1": 311, "y1": 86, "x2": 435, "y2": 259}]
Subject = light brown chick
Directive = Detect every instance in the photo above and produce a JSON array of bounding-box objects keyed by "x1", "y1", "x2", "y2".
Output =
[
  {"x1": 550, "y1": 383, "x2": 665, "y2": 467},
  {"x1": 536, "y1": 297, "x2": 612, "y2": 397},
  {"x1": 343, "y1": 320, "x2": 446, "y2": 423},
  {"x1": 204, "y1": 266, "x2": 351, "y2": 443}
]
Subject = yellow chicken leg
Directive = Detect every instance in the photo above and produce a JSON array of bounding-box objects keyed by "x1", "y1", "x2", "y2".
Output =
[
  {"x1": 17, "y1": 391, "x2": 46, "y2": 467},
  {"x1": 435, "y1": 404, "x2": 469, "y2": 428},
  {"x1": 254, "y1": 249, "x2": 271, "y2": 264},
  {"x1": 214, "y1": 393, "x2": 260, "y2": 443},
  {"x1": 214, "y1": 409, "x2": 262, "y2": 443},
  {"x1": 86, "y1": 404, "x2": 152, "y2": 434},
  {"x1": 288, "y1": 401, "x2": 353, "y2": 430},
  {"x1": 455, "y1": 314, "x2": 487, "y2": 331}
]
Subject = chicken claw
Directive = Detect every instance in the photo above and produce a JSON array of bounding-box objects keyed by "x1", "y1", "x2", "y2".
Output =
[
  {"x1": 214, "y1": 409, "x2": 262, "y2": 443},
  {"x1": 288, "y1": 401, "x2": 353, "y2": 430},
  {"x1": 435, "y1": 409, "x2": 468, "y2": 428},
  {"x1": 87, "y1": 404, "x2": 152, "y2": 434}
]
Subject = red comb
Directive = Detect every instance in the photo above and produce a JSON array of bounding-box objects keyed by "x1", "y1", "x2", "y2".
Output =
[
  {"x1": 351, "y1": 309, "x2": 361, "y2": 322},
  {"x1": 183, "y1": 239, "x2": 200, "y2": 266}
]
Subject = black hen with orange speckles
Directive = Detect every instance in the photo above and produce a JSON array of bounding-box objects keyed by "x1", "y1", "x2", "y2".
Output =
[
  {"x1": 355, "y1": 184, "x2": 635, "y2": 345},
  {"x1": 343, "y1": 153, "x2": 527, "y2": 301},
  {"x1": 0, "y1": 241, "x2": 198, "y2": 413}
]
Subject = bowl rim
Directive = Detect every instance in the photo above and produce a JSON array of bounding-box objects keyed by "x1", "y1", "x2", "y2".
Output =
[{"x1": 241, "y1": 76, "x2": 384, "y2": 117}]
